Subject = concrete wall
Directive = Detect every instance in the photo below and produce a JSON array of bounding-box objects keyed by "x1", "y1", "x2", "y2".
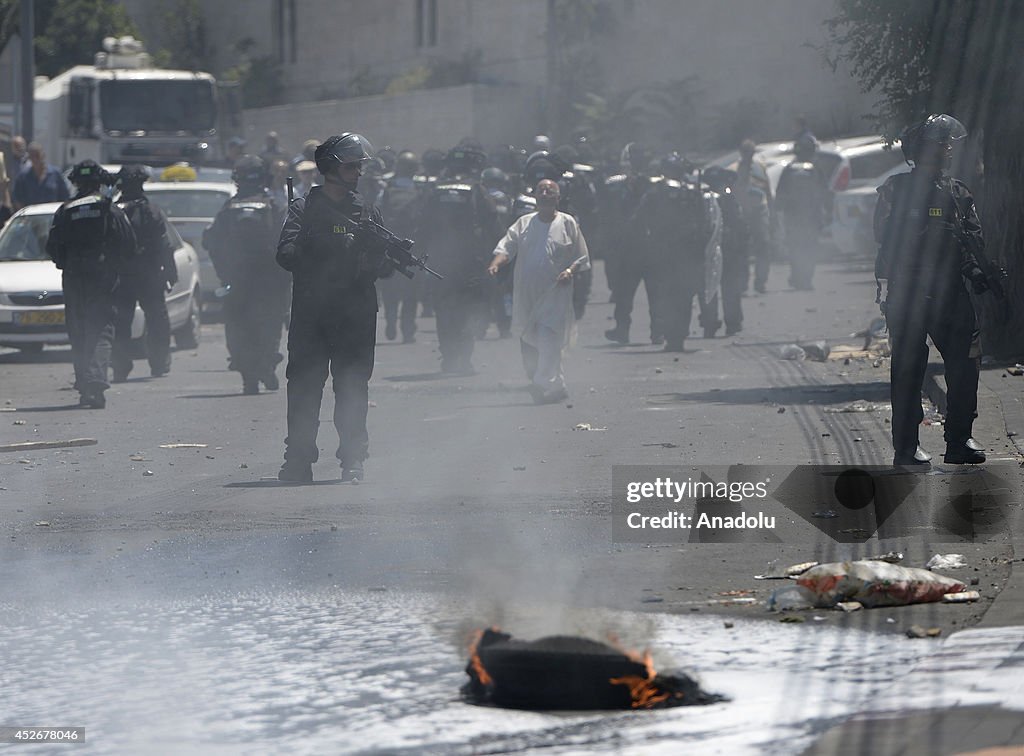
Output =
[{"x1": 241, "y1": 83, "x2": 536, "y2": 157}]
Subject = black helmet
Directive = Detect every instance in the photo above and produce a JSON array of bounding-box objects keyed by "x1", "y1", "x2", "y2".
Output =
[
  {"x1": 68, "y1": 160, "x2": 110, "y2": 189},
  {"x1": 621, "y1": 142, "x2": 649, "y2": 173},
  {"x1": 524, "y1": 150, "x2": 568, "y2": 183},
  {"x1": 315, "y1": 133, "x2": 375, "y2": 176},
  {"x1": 421, "y1": 148, "x2": 446, "y2": 176},
  {"x1": 232, "y1": 154, "x2": 267, "y2": 186},
  {"x1": 480, "y1": 166, "x2": 508, "y2": 190},
  {"x1": 395, "y1": 150, "x2": 419, "y2": 176},
  {"x1": 660, "y1": 152, "x2": 690, "y2": 180},
  {"x1": 445, "y1": 145, "x2": 486, "y2": 175},
  {"x1": 376, "y1": 146, "x2": 397, "y2": 173},
  {"x1": 117, "y1": 164, "x2": 150, "y2": 186},
  {"x1": 794, "y1": 133, "x2": 818, "y2": 160},
  {"x1": 900, "y1": 113, "x2": 967, "y2": 164},
  {"x1": 702, "y1": 165, "x2": 738, "y2": 192}
]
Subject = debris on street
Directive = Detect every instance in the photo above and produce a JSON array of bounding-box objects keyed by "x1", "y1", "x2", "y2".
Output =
[
  {"x1": 800, "y1": 341, "x2": 831, "y2": 361},
  {"x1": 462, "y1": 628, "x2": 726, "y2": 710},
  {"x1": 836, "y1": 601, "x2": 863, "y2": 613},
  {"x1": 34, "y1": 521, "x2": 50, "y2": 527},
  {"x1": 867, "y1": 551, "x2": 904, "y2": 564},
  {"x1": 0, "y1": 438, "x2": 98, "y2": 453},
  {"x1": 824, "y1": 400, "x2": 889, "y2": 413},
  {"x1": 926, "y1": 553, "x2": 967, "y2": 570},
  {"x1": 779, "y1": 344, "x2": 806, "y2": 361},
  {"x1": 159, "y1": 443, "x2": 208, "y2": 449},
  {"x1": 574, "y1": 423, "x2": 607, "y2": 431},
  {"x1": 1006, "y1": 365, "x2": 1024, "y2": 376},
  {"x1": 906, "y1": 625, "x2": 942, "y2": 639},
  {"x1": 795, "y1": 560, "x2": 967, "y2": 608},
  {"x1": 942, "y1": 591, "x2": 980, "y2": 603}
]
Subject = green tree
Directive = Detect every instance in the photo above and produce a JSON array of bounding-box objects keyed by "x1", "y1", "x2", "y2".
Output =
[
  {"x1": 149, "y1": 0, "x2": 215, "y2": 73},
  {"x1": 0, "y1": 0, "x2": 137, "y2": 78},
  {"x1": 828, "y1": 0, "x2": 1024, "y2": 356}
]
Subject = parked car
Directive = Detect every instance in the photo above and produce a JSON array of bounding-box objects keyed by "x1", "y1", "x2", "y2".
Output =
[
  {"x1": 830, "y1": 143, "x2": 909, "y2": 258},
  {"x1": 142, "y1": 181, "x2": 235, "y2": 307},
  {"x1": 0, "y1": 202, "x2": 201, "y2": 353}
]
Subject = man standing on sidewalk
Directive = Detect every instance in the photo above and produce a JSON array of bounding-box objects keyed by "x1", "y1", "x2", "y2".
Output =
[
  {"x1": 875, "y1": 114, "x2": 987, "y2": 466},
  {"x1": 488, "y1": 179, "x2": 590, "y2": 404}
]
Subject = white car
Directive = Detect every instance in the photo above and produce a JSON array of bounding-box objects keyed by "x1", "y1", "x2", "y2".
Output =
[
  {"x1": 142, "y1": 181, "x2": 235, "y2": 306},
  {"x1": 0, "y1": 201, "x2": 201, "y2": 353},
  {"x1": 830, "y1": 145, "x2": 909, "y2": 258}
]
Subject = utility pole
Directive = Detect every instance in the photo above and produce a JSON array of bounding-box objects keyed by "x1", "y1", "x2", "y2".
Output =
[
  {"x1": 544, "y1": 0, "x2": 557, "y2": 138},
  {"x1": 19, "y1": 0, "x2": 34, "y2": 140}
]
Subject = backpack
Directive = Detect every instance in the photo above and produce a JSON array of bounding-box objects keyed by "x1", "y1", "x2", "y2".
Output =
[
  {"x1": 62, "y1": 194, "x2": 116, "y2": 274},
  {"x1": 222, "y1": 197, "x2": 278, "y2": 256}
]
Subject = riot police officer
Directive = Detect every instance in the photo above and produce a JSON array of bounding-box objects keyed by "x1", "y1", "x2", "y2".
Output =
[
  {"x1": 603, "y1": 142, "x2": 656, "y2": 343},
  {"x1": 418, "y1": 145, "x2": 501, "y2": 374},
  {"x1": 380, "y1": 150, "x2": 422, "y2": 343},
  {"x1": 649, "y1": 158, "x2": 723, "y2": 352},
  {"x1": 203, "y1": 155, "x2": 290, "y2": 394},
  {"x1": 276, "y1": 134, "x2": 393, "y2": 483},
  {"x1": 481, "y1": 166, "x2": 513, "y2": 337},
  {"x1": 875, "y1": 114, "x2": 988, "y2": 466},
  {"x1": 112, "y1": 165, "x2": 177, "y2": 381},
  {"x1": 776, "y1": 134, "x2": 829, "y2": 290},
  {"x1": 703, "y1": 166, "x2": 749, "y2": 336},
  {"x1": 46, "y1": 161, "x2": 136, "y2": 408}
]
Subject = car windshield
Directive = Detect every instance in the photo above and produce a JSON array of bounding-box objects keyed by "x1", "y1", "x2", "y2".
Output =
[
  {"x1": 146, "y1": 189, "x2": 230, "y2": 219},
  {"x1": 849, "y1": 149, "x2": 906, "y2": 180},
  {"x1": 0, "y1": 214, "x2": 54, "y2": 261},
  {"x1": 99, "y1": 79, "x2": 217, "y2": 134}
]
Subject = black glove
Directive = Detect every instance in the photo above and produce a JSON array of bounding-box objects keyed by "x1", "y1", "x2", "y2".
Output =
[{"x1": 962, "y1": 262, "x2": 989, "y2": 294}]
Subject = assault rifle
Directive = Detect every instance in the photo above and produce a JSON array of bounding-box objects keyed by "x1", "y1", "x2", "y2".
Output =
[
  {"x1": 356, "y1": 217, "x2": 443, "y2": 280},
  {"x1": 947, "y1": 192, "x2": 1010, "y2": 321}
]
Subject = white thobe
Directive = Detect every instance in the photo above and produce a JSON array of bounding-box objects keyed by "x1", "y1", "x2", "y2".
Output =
[{"x1": 493, "y1": 211, "x2": 590, "y2": 394}]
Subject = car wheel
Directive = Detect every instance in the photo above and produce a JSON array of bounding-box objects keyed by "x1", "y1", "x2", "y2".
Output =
[{"x1": 174, "y1": 289, "x2": 202, "y2": 350}]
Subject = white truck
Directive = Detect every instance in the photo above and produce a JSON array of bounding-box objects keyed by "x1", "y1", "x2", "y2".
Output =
[{"x1": 32, "y1": 36, "x2": 240, "y2": 168}]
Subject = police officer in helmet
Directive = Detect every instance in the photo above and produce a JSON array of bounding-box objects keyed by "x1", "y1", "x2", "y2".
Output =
[
  {"x1": 204, "y1": 154, "x2": 290, "y2": 395},
  {"x1": 112, "y1": 164, "x2": 177, "y2": 382},
  {"x1": 876, "y1": 113, "x2": 989, "y2": 466},
  {"x1": 276, "y1": 133, "x2": 393, "y2": 483},
  {"x1": 46, "y1": 161, "x2": 136, "y2": 408}
]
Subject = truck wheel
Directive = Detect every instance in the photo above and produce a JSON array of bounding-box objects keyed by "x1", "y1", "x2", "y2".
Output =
[{"x1": 174, "y1": 290, "x2": 202, "y2": 350}]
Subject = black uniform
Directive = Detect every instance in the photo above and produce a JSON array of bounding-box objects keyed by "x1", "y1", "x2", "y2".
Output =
[
  {"x1": 204, "y1": 186, "x2": 290, "y2": 392},
  {"x1": 112, "y1": 195, "x2": 177, "y2": 379},
  {"x1": 277, "y1": 185, "x2": 390, "y2": 470},
  {"x1": 875, "y1": 170, "x2": 983, "y2": 461},
  {"x1": 776, "y1": 157, "x2": 829, "y2": 290},
  {"x1": 484, "y1": 184, "x2": 513, "y2": 337},
  {"x1": 603, "y1": 172, "x2": 656, "y2": 342},
  {"x1": 713, "y1": 185, "x2": 750, "y2": 335},
  {"x1": 418, "y1": 176, "x2": 500, "y2": 373},
  {"x1": 379, "y1": 174, "x2": 422, "y2": 342},
  {"x1": 46, "y1": 192, "x2": 136, "y2": 406},
  {"x1": 645, "y1": 180, "x2": 721, "y2": 351}
]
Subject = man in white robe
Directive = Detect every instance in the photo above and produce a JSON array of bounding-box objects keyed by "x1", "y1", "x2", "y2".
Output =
[{"x1": 488, "y1": 179, "x2": 590, "y2": 404}]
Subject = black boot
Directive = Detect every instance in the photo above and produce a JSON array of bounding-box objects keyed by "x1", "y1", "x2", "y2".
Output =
[
  {"x1": 893, "y1": 445, "x2": 931, "y2": 466},
  {"x1": 604, "y1": 327, "x2": 629, "y2": 344},
  {"x1": 278, "y1": 460, "x2": 313, "y2": 483},
  {"x1": 943, "y1": 440, "x2": 986, "y2": 464}
]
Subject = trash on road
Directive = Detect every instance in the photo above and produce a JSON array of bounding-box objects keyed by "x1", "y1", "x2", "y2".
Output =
[
  {"x1": 867, "y1": 551, "x2": 904, "y2": 564},
  {"x1": 143, "y1": 470, "x2": 154, "y2": 477},
  {"x1": 159, "y1": 443, "x2": 208, "y2": 449},
  {"x1": 755, "y1": 560, "x2": 818, "y2": 580},
  {"x1": 942, "y1": 591, "x2": 980, "y2": 603},
  {"x1": 836, "y1": 601, "x2": 863, "y2": 613},
  {"x1": 13, "y1": 419, "x2": 26, "y2": 425},
  {"x1": 786, "y1": 561, "x2": 819, "y2": 576},
  {"x1": 812, "y1": 509, "x2": 839, "y2": 519},
  {"x1": 641, "y1": 442, "x2": 679, "y2": 448},
  {"x1": 767, "y1": 584, "x2": 815, "y2": 611},
  {"x1": 800, "y1": 341, "x2": 831, "y2": 361},
  {"x1": 574, "y1": 423, "x2": 607, "y2": 431},
  {"x1": 0, "y1": 438, "x2": 98, "y2": 453},
  {"x1": 906, "y1": 625, "x2": 942, "y2": 639},
  {"x1": 926, "y1": 553, "x2": 967, "y2": 570},
  {"x1": 824, "y1": 400, "x2": 889, "y2": 413},
  {"x1": 1006, "y1": 365, "x2": 1024, "y2": 376},
  {"x1": 779, "y1": 344, "x2": 806, "y2": 361},
  {"x1": 34, "y1": 521, "x2": 51, "y2": 527},
  {"x1": 779, "y1": 615, "x2": 805, "y2": 623},
  {"x1": 795, "y1": 560, "x2": 967, "y2": 608}
]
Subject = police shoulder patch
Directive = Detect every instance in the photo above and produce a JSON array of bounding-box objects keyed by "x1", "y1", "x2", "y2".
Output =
[{"x1": 929, "y1": 207, "x2": 943, "y2": 217}]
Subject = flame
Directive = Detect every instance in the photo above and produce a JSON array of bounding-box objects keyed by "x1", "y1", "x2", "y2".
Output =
[
  {"x1": 467, "y1": 628, "x2": 494, "y2": 687},
  {"x1": 608, "y1": 646, "x2": 671, "y2": 708}
]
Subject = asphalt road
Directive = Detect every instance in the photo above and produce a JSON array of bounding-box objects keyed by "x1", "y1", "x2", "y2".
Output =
[{"x1": 2, "y1": 259, "x2": 1014, "y2": 636}]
